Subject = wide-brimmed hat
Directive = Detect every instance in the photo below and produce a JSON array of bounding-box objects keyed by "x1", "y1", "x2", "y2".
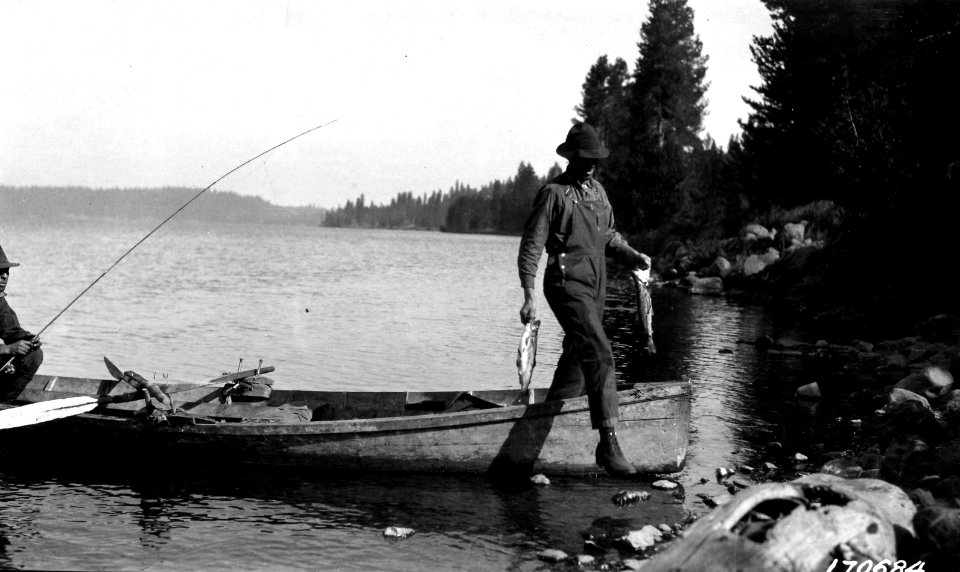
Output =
[
  {"x1": 0, "y1": 245, "x2": 20, "y2": 269},
  {"x1": 556, "y1": 122, "x2": 609, "y2": 160}
]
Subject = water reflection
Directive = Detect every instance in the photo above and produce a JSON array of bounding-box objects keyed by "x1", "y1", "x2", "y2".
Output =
[
  {"x1": 606, "y1": 281, "x2": 878, "y2": 489},
  {"x1": 137, "y1": 494, "x2": 175, "y2": 549},
  {"x1": 0, "y1": 462, "x2": 688, "y2": 571}
]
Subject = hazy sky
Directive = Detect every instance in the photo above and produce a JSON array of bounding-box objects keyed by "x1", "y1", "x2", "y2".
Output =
[{"x1": 1, "y1": 0, "x2": 772, "y2": 209}]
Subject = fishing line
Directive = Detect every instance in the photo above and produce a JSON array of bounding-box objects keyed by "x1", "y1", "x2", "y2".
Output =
[
  {"x1": 3, "y1": 119, "x2": 338, "y2": 371},
  {"x1": 262, "y1": 157, "x2": 280, "y2": 203}
]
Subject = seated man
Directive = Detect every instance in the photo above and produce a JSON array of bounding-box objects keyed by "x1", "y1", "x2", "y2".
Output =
[{"x1": 0, "y1": 244, "x2": 43, "y2": 400}]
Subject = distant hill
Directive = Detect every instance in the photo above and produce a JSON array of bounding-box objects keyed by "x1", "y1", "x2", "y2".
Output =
[{"x1": 0, "y1": 186, "x2": 325, "y2": 226}]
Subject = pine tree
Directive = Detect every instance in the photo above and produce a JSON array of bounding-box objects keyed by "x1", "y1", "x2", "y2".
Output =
[
  {"x1": 633, "y1": 0, "x2": 707, "y2": 151},
  {"x1": 575, "y1": 55, "x2": 630, "y2": 147},
  {"x1": 625, "y1": 0, "x2": 709, "y2": 233}
]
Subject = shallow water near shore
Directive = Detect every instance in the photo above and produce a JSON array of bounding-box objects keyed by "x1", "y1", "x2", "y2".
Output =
[{"x1": 0, "y1": 220, "x2": 879, "y2": 570}]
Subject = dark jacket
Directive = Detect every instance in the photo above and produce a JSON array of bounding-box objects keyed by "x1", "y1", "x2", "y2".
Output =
[
  {"x1": 517, "y1": 172, "x2": 633, "y2": 289},
  {"x1": 0, "y1": 295, "x2": 34, "y2": 343}
]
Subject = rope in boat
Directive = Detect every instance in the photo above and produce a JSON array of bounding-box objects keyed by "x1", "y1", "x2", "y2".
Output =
[{"x1": 3, "y1": 120, "x2": 338, "y2": 372}]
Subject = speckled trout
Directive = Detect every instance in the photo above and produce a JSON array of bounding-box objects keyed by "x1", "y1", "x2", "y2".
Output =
[
  {"x1": 631, "y1": 267, "x2": 656, "y2": 354},
  {"x1": 516, "y1": 318, "x2": 541, "y2": 402}
]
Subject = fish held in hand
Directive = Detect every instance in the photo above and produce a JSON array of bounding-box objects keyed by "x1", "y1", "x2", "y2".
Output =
[
  {"x1": 517, "y1": 319, "x2": 541, "y2": 399},
  {"x1": 631, "y1": 267, "x2": 656, "y2": 354}
]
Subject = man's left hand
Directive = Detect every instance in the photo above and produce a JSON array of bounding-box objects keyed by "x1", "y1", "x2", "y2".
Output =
[{"x1": 631, "y1": 251, "x2": 651, "y2": 270}]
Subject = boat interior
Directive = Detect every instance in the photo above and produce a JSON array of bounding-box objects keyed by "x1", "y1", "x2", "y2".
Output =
[{"x1": 11, "y1": 373, "x2": 555, "y2": 423}]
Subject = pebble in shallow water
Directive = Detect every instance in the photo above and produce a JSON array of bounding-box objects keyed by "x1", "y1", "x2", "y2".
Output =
[
  {"x1": 715, "y1": 467, "x2": 736, "y2": 482},
  {"x1": 619, "y1": 525, "x2": 663, "y2": 551},
  {"x1": 537, "y1": 549, "x2": 568, "y2": 563},
  {"x1": 651, "y1": 479, "x2": 678, "y2": 490},
  {"x1": 529, "y1": 474, "x2": 550, "y2": 486},
  {"x1": 383, "y1": 526, "x2": 415, "y2": 539}
]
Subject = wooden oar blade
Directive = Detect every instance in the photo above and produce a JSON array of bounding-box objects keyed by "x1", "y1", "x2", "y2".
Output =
[{"x1": 0, "y1": 396, "x2": 99, "y2": 430}]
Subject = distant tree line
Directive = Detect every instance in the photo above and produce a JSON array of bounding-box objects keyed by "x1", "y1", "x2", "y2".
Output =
[
  {"x1": 0, "y1": 186, "x2": 326, "y2": 226},
  {"x1": 323, "y1": 185, "x2": 465, "y2": 230},
  {"x1": 444, "y1": 163, "x2": 563, "y2": 234},
  {"x1": 323, "y1": 162, "x2": 564, "y2": 233}
]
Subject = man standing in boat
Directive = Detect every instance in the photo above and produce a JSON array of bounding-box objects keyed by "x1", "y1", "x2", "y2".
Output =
[
  {"x1": 0, "y1": 244, "x2": 43, "y2": 400},
  {"x1": 517, "y1": 122, "x2": 650, "y2": 476}
]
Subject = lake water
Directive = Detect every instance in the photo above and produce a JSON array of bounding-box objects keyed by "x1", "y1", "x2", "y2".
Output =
[{"x1": 0, "y1": 219, "x2": 876, "y2": 570}]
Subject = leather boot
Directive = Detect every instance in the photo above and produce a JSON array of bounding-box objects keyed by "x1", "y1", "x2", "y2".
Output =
[{"x1": 595, "y1": 428, "x2": 637, "y2": 476}]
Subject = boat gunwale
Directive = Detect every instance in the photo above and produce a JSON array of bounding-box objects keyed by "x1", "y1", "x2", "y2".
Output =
[{"x1": 0, "y1": 379, "x2": 692, "y2": 435}]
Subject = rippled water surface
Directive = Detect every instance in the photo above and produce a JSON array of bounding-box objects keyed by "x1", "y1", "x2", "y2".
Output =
[{"x1": 0, "y1": 219, "x2": 874, "y2": 570}]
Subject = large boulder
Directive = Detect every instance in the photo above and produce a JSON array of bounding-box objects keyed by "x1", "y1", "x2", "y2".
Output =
[
  {"x1": 641, "y1": 476, "x2": 910, "y2": 572},
  {"x1": 878, "y1": 399, "x2": 942, "y2": 446},
  {"x1": 743, "y1": 223, "x2": 777, "y2": 242},
  {"x1": 886, "y1": 387, "x2": 931, "y2": 410},
  {"x1": 883, "y1": 435, "x2": 934, "y2": 480},
  {"x1": 681, "y1": 275, "x2": 724, "y2": 295},
  {"x1": 795, "y1": 382, "x2": 822, "y2": 399},
  {"x1": 894, "y1": 366, "x2": 954, "y2": 400},
  {"x1": 702, "y1": 256, "x2": 732, "y2": 278},
  {"x1": 774, "y1": 244, "x2": 820, "y2": 275},
  {"x1": 619, "y1": 525, "x2": 664, "y2": 551},
  {"x1": 743, "y1": 248, "x2": 781, "y2": 277},
  {"x1": 914, "y1": 506, "x2": 960, "y2": 553},
  {"x1": 933, "y1": 438, "x2": 960, "y2": 477},
  {"x1": 793, "y1": 474, "x2": 916, "y2": 535},
  {"x1": 857, "y1": 451, "x2": 884, "y2": 472},
  {"x1": 781, "y1": 221, "x2": 807, "y2": 249},
  {"x1": 943, "y1": 390, "x2": 960, "y2": 426},
  {"x1": 934, "y1": 475, "x2": 960, "y2": 500}
]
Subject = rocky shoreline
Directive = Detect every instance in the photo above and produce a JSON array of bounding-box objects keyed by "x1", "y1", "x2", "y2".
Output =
[
  {"x1": 650, "y1": 228, "x2": 960, "y2": 568},
  {"x1": 531, "y1": 315, "x2": 960, "y2": 570},
  {"x1": 530, "y1": 219, "x2": 960, "y2": 569},
  {"x1": 643, "y1": 217, "x2": 922, "y2": 338},
  {"x1": 686, "y1": 317, "x2": 960, "y2": 570}
]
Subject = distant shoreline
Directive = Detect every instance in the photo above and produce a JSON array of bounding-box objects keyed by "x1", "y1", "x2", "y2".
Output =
[{"x1": 0, "y1": 185, "x2": 326, "y2": 226}]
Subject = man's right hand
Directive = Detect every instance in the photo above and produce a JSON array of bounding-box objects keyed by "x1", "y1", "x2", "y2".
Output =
[
  {"x1": 520, "y1": 287, "x2": 537, "y2": 323},
  {"x1": 0, "y1": 340, "x2": 33, "y2": 357}
]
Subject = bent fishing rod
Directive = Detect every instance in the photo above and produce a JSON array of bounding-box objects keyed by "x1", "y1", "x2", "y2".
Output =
[{"x1": 2, "y1": 119, "x2": 338, "y2": 372}]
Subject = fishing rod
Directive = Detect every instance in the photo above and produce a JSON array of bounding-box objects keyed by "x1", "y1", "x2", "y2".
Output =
[{"x1": 2, "y1": 119, "x2": 338, "y2": 373}]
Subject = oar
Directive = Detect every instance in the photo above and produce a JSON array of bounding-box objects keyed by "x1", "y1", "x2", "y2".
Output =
[
  {"x1": 0, "y1": 386, "x2": 158, "y2": 430},
  {"x1": 0, "y1": 396, "x2": 104, "y2": 430}
]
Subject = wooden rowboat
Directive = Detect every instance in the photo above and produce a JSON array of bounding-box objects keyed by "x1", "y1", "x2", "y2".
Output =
[{"x1": 0, "y1": 372, "x2": 691, "y2": 475}]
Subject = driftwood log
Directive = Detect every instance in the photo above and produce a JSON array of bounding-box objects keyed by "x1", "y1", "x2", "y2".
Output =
[{"x1": 644, "y1": 474, "x2": 914, "y2": 572}]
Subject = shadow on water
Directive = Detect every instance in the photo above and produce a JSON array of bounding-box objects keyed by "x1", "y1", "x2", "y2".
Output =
[{"x1": 487, "y1": 400, "x2": 560, "y2": 478}]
